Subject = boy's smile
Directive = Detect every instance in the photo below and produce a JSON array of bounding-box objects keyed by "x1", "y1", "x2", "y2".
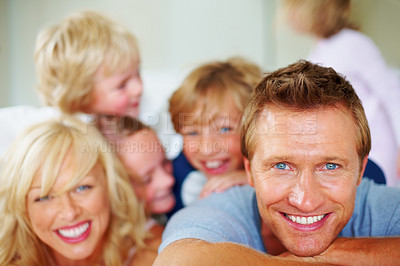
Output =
[{"x1": 181, "y1": 95, "x2": 243, "y2": 179}]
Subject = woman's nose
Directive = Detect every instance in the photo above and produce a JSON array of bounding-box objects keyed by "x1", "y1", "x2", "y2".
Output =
[{"x1": 57, "y1": 194, "x2": 80, "y2": 221}]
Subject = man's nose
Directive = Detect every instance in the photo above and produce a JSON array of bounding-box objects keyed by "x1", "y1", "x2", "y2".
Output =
[{"x1": 288, "y1": 170, "x2": 325, "y2": 212}]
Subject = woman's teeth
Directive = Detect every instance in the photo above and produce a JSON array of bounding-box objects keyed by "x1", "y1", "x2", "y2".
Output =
[{"x1": 58, "y1": 222, "x2": 89, "y2": 238}]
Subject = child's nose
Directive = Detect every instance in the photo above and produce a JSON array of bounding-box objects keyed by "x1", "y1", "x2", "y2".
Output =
[
  {"x1": 199, "y1": 134, "x2": 219, "y2": 155},
  {"x1": 128, "y1": 76, "x2": 143, "y2": 98}
]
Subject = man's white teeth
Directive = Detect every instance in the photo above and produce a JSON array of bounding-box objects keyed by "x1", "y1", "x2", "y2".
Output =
[
  {"x1": 58, "y1": 222, "x2": 89, "y2": 238},
  {"x1": 285, "y1": 214, "x2": 325, "y2": 225},
  {"x1": 206, "y1": 160, "x2": 223, "y2": 169}
]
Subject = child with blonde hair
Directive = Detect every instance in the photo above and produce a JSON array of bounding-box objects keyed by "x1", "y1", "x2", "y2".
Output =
[
  {"x1": 99, "y1": 116, "x2": 176, "y2": 225},
  {"x1": 168, "y1": 57, "x2": 263, "y2": 215},
  {"x1": 35, "y1": 10, "x2": 142, "y2": 118},
  {"x1": 282, "y1": 0, "x2": 400, "y2": 186}
]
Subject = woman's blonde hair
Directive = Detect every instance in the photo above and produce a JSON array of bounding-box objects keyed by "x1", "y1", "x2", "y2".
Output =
[
  {"x1": 169, "y1": 57, "x2": 262, "y2": 133},
  {"x1": 0, "y1": 115, "x2": 147, "y2": 265},
  {"x1": 282, "y1": 0, "x2": 358, "y2": 38},
  {"x1": 34, "y1": 10, "x2": 140, "y2": 114}
]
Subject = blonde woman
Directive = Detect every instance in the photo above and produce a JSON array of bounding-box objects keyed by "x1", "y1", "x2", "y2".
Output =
[{"x1": 0, "y1": 115, "x2": 158, "y2": 265}]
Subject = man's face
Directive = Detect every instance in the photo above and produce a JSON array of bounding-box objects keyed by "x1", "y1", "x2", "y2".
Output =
[{"x1": 244, "y1": 106, "x2": 366, "y2": 256}]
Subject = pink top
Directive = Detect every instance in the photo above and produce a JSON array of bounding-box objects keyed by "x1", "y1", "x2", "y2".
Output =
[{"x1": 309, "y1": 29, "x2": 400, "y2": 186}]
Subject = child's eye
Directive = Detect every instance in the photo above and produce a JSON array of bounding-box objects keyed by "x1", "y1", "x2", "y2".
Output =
[
  {"x1": 76, "y1": 185, "x2": 91, "y2": 192},
  {"x1": 117, "y1": 82, "x2": 127, "y2": 90},
  {"x1": 323, "y1": 163, "x2": 338, "y2": 170},
  {"x1": 34, "y1": 195, "x2": 52, "y2": 202},
  {"x1": 163, "y1": 160, "x2": 173, "y2": 174},
  {"x1": 184, "y1": 130, "x2": 198, "y2": 136},
  {"x1": 135, "y1": 69, "x2": 141, "y2": 78},
  {"x1": 274, "y1": 163, "x2": 290, "y2": 170},
  {"x1": 219, "y1": 127, "x2": 232, "y2": 133},
  {"x1": 135, "y1": 176, "x2": 152, "y2": 186},
  {"x1": 144, "y1": 175, "x2": 153, "y2": 185}
]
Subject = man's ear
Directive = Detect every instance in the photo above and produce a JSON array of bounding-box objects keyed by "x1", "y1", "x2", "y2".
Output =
[
  {"x1": 358, "y1": 155, "x2": 369, "y2": 186},
  {"x1": 244, "y1": 157, "x2": 254, "y2": 187}
]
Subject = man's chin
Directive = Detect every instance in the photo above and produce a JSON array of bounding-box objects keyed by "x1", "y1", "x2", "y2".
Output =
[{"x1": 285, "y1": 240, "x2": 330, "y2": 257}]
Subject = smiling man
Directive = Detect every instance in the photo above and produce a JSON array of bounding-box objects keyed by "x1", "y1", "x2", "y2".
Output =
[{"x1": 155, "y1": 60, "x2": 400, "y2": 265}]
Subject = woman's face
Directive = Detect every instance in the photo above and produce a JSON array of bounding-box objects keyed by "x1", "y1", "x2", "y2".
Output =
[{"x1": 26, "y1": 159, "x2": 111, "y2": 265}]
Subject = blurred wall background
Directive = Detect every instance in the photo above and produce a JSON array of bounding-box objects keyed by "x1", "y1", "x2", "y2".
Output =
[{"x1": 1, "y1": 0, "x2": 399, "y2": 108}]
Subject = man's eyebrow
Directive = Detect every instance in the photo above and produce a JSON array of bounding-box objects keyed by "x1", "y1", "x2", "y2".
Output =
[
  {"x1": 258, "y1": 156, "x2": 351, "y2": 165},
  {"x1": 259, "y1": 156, "x2": 291, "y2": 165},
  {"x1": 320, "y1": 156, "x2": 351, "y2": 165}
]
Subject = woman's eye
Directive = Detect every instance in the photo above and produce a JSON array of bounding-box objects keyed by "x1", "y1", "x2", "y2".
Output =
[
  {"x1": 324, "y1": 163, "x2": 338, "y2": 170},
  {"x1": 76, "y1": 185, "x2": 91, "y2": 192},
  {"x1": 34, "y1": 195, "x2": 52, "y2": 202},
  {"x1": 274, "y1": 163, "x2": 290, "y2": 170}
]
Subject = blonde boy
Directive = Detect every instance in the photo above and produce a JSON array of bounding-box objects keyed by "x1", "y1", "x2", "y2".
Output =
[
  {"x1": 169, "y1": 57, "x2": 262, "y2": 210},
  {"x1": 35, "y1": 10, "x2": 142, "y2": 117}
]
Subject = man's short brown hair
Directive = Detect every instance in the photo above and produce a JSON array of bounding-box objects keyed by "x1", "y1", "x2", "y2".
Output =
[{"x1": 241, "y1": 60, "x2": 371, "y2": 165}]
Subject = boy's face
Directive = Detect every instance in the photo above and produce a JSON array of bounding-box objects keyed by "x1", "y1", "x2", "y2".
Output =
[
  {"x1": 180, "y1": 96, "x2": 243, "y2": 179},
  {"x1": 86, "y1": 63, "x2": 142, "y2": 117}
]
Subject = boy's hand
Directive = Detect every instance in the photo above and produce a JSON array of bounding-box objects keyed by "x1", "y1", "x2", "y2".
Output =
[{"x1": 199, "y1": 170, "x2": 248, "y2": 199}]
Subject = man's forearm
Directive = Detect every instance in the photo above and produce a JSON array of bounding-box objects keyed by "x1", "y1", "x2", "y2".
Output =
[
  {"x1": 154, "y1": 239, "x2": 321, "y2": 266},
  {"x1": 318, "y1": 237, "x2": 400, "y2": 265},
  {"x1": 280, "y1": 237, "x2": 400, "y2": 265}
]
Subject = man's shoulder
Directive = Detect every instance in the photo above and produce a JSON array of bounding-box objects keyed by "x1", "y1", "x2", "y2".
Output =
[
  {"x1": 356, "y1": 178, "x2": 400, "y2": 202},
  {"x1": 342, "y1": 179, "x2": 400, "y2": 237},
  {"x1": 159, "y1": 185, "x2": 263, "y2": 253},
  {"x1": 193, "y1": 185, "x2": 258, "y2": 223},
  {"x1": 196, "y1": 185, "x2": 255, "y2": 206}
]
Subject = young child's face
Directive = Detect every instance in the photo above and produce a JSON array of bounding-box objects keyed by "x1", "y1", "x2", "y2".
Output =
[
  {"x1": 118, "y1": 130, "x2": 176, "y2": 215},
  {"x1": 86, "y1": 63, "x2": 143, "y2": 117},
  {"x1": 180, "y1": 95, "x2": 244, "y2": 179}
]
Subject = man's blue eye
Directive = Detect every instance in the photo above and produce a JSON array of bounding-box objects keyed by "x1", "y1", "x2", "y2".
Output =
[
  {"x1": 275, "y1": 163, "x2": 289, "y2": 170},
  {"x1": 325, "y1": 163, "x2": 338, "y2": 170}
]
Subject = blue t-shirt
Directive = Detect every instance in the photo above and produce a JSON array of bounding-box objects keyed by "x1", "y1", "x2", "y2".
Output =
[{"x1": 159, "y1": 179, "x2": 400, "y2": 253}]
